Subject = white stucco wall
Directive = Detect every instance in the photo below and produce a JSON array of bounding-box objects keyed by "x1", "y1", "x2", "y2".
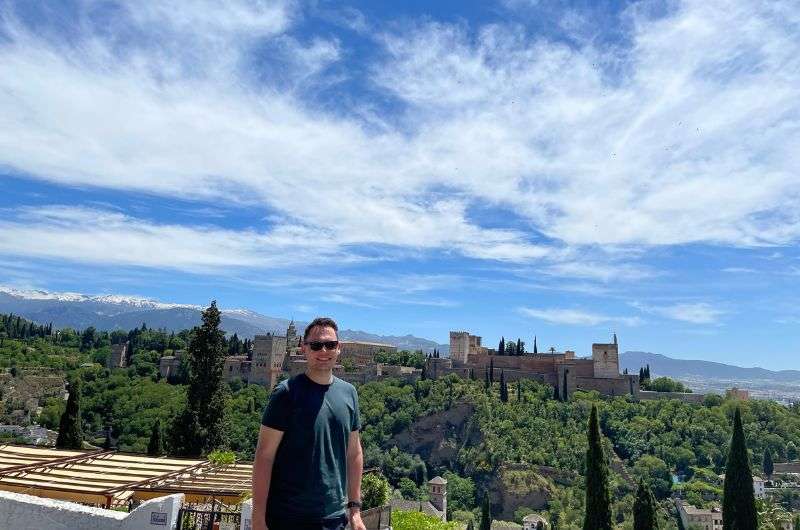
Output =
[
  {"x1": 0, "y1": 491, "x2": 183, "y2": 530},
  {"x1": 240, "y1": 498, "x2": 252, "y2": 530}
]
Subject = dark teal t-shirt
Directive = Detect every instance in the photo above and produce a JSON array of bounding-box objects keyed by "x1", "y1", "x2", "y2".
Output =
[{"x1": 261, "y1": 374, "x2": 361, "y2": 522}]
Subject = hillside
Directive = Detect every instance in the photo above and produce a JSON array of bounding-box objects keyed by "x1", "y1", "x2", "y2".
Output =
[{"x1": 3, "y1": 316, "x2": 800, "y2": 528}]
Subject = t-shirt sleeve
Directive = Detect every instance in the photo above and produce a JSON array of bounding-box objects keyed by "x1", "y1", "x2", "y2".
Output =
[
  {"x1": 261, "y1": 384, "x2": 291, "y2": 431},
  {"x1": 351, "y1": 387, "x2": 361, "y2": 432}
]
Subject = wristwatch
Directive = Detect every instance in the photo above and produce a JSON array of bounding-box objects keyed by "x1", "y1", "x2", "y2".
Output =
[{"x1": 346, "y1": 500, "x2": 362, "y2": 510}]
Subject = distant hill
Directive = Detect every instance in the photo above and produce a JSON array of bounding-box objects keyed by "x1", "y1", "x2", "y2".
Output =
[
  {"x1": 0, "y1": 287, "x2": 447, "y2": 353},
  {"x1": 621, "y1": 351, "x2": 800, "y2": 383}
]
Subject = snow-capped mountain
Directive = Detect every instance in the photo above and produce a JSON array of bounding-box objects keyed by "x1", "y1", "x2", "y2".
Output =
[{"x1": 0, "y1": 286, "x2": 447, "y2": 352}]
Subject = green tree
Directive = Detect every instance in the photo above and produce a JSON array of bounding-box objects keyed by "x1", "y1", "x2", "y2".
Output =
[
  {"x1": 722, "y1": 407, "x2": 757, "y2": 530},
  {"x1": 443, "y1": 471, "x2": 475, "y2": 514},
  {"x1": 102, "y1": 427, "x2": 113, "y2": 450},
  {"x1": 393, "y1": 510, "x2": 459, "y2": 530},
  {"x1": 147, "y1": 419, "x2": 164, "y2": 456},
  {"x1": 763, "y1": 448, "x2": 774, "y2": 479},
  {"x1": 633, "y1": 481, "x2": 658, "y2": 530},
  {"x1": 787, "y1": 442, "x2": 798, "y2": 461},
  {"x1": 56, "y1": 377, "x2": 83, "y2": 449},
  {"x1": 583, "y1": 404, "x2": 612, "y2": 530},
  {"x1": 362, "y1": 472, "x2": 390, "y2": 510},
  {"x1": 480, "y1": 491, "x2": 491, "y2": 530},
  {"x1": 500, "y1": 371, "x2": 508, "y2": 402},
  {"x1": 632, "y1": 455, "x2": 672, "y2": 500},
  {"x1": 171, "y1": 301, "x2": 228, "y2": 455}
]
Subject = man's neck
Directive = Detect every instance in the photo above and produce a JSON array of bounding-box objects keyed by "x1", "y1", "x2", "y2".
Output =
[{"x1": 305, "y1": 368, "x2": 334, "y2": 385}]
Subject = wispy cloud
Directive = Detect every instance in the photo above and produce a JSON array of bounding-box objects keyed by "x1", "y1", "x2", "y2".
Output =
[
  {"x1": 632, "y1": 301, "x2": 726, "y2": 324},
  {"x1": 517, "y1": 307, "x2": 642, "y2": 327},
  {"x1": 543, "y1": 261, "x2": 655, "y2": 283},
  {"x1": 722, "y1": 267, "x2": 757, "y2": 274},
  {"x1": 0, "y1": 0, "x2": 797, "y2": 274},
  {"x1": 0, "y1": 205, "x2": 357, "y2": 272}
]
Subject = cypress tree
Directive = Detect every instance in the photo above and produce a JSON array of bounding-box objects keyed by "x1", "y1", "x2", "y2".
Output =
[
  {"x1": 763, "y1": 448, "x2": 774, "y2": 479},
  {"x1": 56, "y1": 378, "x2": 83, "y2": 449},
  {"x1": 148, "y1": 419, "x2": 164, "y2": 456},
  {"x1": 516, "y1": 338, "x2": 523, "y2": 355},
  {"x1": 170, "y1": 301, "x2": 228, "y2": 456},
  {"x1": 484, "y1": 368, "x2": 490, "y2": 391},
  {"x1": 103, "y1": 427, "x2": 113, "y2": 450},
  {"x1": 480, "y1": 491, "x2": 491, "y2": 530},
  {"x1": 533, "y1": 335, "x2": 538, "y2": 355},
  {"x1": 499, "y1": 371, "x2": 508, "y2": 402},
  {"x1": 489, "y1": 358, "x2": 494, "y2": 383},
  {"x1": 499, "y1": 337, "x2": 505, "y2": 356},
  {"x1": 470, "y1": 368, "x2": 475, "y2": 381},
  {"x1": 633, "y1": 481, "x2": 658, "y2": 530},
  {"x1": 517, "y1": 382, "x2": 522, "y2": 402},
  {"x1": 722, "y1": 407, "x2": 757, "y2": 530},
  {"x1": 583, "y1": 404, "x2": 612, "y2": 530}
]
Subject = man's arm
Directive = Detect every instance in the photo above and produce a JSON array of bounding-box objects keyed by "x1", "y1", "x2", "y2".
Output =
[
  {"x1": 346, "y1": 429, "x2": 365, "y2": 530},
  {"x1": 252, "y1": 426, "x2": 284, "y2": 530}
]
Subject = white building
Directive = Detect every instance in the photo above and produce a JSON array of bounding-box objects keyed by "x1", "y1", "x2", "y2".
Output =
[
  {"x1": 753, "y1": 476, "x2": 766, "y2": 498},
  {"x1": 677, "y1": 501, "x2": 722, "y2": 530}
]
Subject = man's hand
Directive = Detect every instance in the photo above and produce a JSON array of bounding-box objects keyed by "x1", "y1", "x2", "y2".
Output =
[
  {"x1": 349, "y1": 510, "x2": 366, "y2": 530},
  {"x1": 250, "y1": 512, "x2": 269, "y2": 530}
]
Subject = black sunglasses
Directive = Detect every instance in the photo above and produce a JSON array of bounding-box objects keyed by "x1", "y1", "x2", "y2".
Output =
[{"x1": 305, "y1": 340, "x2": 339, "y2": 351}]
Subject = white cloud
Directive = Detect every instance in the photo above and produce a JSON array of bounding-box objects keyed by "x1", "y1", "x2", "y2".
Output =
[
  {"x1": 632, "y1": 301, "x2": 726, "y2": 324},
  {"x1": 517, "y1": 307, "x2": 642, "y2": 327},
  {"x1": 0, "y1": 0, "x2": 798, "y2": 274},
  {"x1": 721, "y1": 267, "x2": 757, "y2": 273},
  {"x1": 0, "y1": 206, "x2": 354, "y2": 272},
  {"x1": 543, "y1": 261, "x2": 655, "y2": 282}
]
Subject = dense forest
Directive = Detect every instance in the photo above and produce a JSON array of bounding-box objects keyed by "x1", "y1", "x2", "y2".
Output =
[{"x1": 2, "y1": 312, "x2": 799, "y2": 528}]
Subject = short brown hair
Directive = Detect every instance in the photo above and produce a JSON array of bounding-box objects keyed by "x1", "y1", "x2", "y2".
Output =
[{"x1": 303, "y1": 317, "x2": 339, "y2": 342}]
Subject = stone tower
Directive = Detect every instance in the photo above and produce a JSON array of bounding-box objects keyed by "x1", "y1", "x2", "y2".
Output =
[
  {"x1": 107, "y1": 341, "x2": 129, "y2": 369},
  {"x1": 286, "y1": 320, "x2": 297, "y2": 351},
  {"x1": 251, "y1": 333, "x2": 288, "y2": 388},
  {"x1": 591, "y1": 335, "x2": 619, "y2": 378},
  {"x1": 428, "y1": 476, "x2": 447, "y2": 521}
]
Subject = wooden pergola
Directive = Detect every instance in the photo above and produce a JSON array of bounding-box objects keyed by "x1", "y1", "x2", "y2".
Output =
[
  {"x1": 0, "y1": 444, "x2": 252, "y2": 508},
  {"x1": 130, "y1": 462, "x2": 253, "y2": 505}
]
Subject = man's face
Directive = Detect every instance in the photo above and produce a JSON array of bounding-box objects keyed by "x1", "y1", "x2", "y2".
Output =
[{"x1": 302, "y1": 325, "x2": 340, "y2": 372}]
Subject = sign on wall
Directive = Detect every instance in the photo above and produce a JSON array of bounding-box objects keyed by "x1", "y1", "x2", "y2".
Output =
[{"x1": 150, "y1": 512, "x2": 168, "y2": 526}]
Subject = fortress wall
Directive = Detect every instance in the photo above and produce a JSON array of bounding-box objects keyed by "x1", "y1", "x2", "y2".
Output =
[
  {"x1": 575, "y1": 376, "x2": 635, "y2": 398},
  {"x1": 638, "y1": 390, "x2": 705, "y2": 404}
]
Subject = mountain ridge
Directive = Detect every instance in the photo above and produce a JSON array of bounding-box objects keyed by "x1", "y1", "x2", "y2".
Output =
[
  {"x1": 620, "y1": 351, "x2": 800, "y2": 383},
  {"x1": 0, "y1": 287, "x2": 448, "y2": 353}
]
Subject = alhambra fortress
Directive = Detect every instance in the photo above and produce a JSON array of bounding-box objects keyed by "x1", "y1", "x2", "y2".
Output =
[{"x1": 149, "y1": 323, "x2": 702, "y2": 403}]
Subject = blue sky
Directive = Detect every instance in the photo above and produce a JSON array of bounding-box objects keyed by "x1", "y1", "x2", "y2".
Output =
[{"x1": 1, "y1": 0, "x2": 799, "y2": 369}]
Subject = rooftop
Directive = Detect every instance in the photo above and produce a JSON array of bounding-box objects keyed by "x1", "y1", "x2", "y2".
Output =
[{"x1": 0, "y1": 444, "x2": 251, "y2": 508}]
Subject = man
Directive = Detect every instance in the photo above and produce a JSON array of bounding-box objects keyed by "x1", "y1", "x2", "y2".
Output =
[{"x1": 252, "y1": 317, "x2": 366, "y2": 530}]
